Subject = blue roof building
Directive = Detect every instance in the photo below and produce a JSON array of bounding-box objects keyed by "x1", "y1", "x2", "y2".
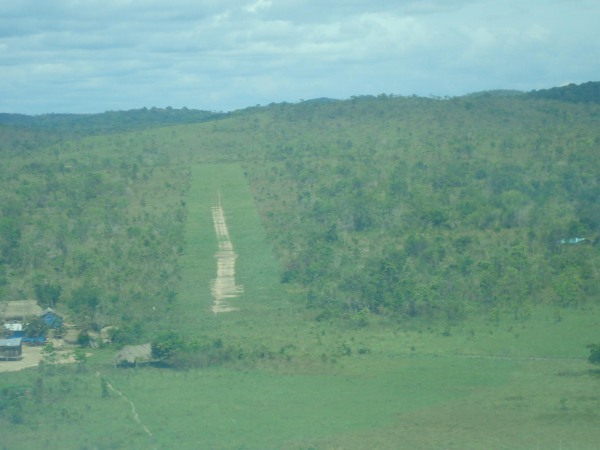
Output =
[{"x1": 40, "y1": 308, "x2": 63, "y2": 328}]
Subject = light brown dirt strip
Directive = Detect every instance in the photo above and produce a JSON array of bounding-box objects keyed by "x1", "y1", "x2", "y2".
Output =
[{"x1": 210, "y1": 194, "x2": 244, "y2": 313}]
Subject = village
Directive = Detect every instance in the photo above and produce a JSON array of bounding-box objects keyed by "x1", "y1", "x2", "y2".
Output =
[
  {"x1": 0, "y1": 299, "x2": 81, "y2": 372},
  {"x1": 1, "y1": 299, "x2": 157, "y2": 372}
]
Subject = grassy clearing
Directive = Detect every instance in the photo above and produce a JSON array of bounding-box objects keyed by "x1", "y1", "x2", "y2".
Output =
[
  {"x1": 175, "y1": 163, "x2": 303, "y2": 344},
  {"x1": 139, "y1": 162, "x2": 600, "y2": 448},
  {"x1": 2, "y1": 308, "x2": 598, "y2": 449},
  {"x1": 353, "y1": 304, "x2": 600, "y2": 360},
  {"x1": 94, "y1": 356, "x2": 513, "y2": 449},
  {"x1": 301, "y1": 357, "x2": 600, "y2": 450}
]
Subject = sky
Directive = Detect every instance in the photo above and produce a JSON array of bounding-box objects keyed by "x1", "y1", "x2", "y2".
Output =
[{"x1": 1, "y1": 0, "x2": 599, "y2": 114}]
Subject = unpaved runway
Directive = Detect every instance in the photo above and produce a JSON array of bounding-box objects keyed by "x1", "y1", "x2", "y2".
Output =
[{"x1": 210, "y1": 195, "x2": 244, "y2": 313}]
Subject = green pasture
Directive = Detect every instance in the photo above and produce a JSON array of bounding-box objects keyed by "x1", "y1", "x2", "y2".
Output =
[
  {"x1": 2, "y1": 336, "x2": 598, "y2": 449},
  {"x1": 93, "y1": 357, "x2": 511, "y2": 449}
]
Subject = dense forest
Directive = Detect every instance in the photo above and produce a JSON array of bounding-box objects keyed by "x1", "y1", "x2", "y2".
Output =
[
  {"x1": 245, "y1": 92, "x2": 599, "y2": 324},
  {"x1": 0, "y1": 107, "x2": 223, "y2": 135},
  {"x1": 526, "y1": 81, "x2": 600, "y2": 103},
  {"x1": 0, "y1": 82, "x2": 599, "y2": 342}
]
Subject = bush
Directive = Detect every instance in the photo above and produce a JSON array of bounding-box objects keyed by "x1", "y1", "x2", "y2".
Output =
[
  {"x1": 25, "y1": 317, "x2": 48, "y2": 339},
  {"x1": 151, "y1": 331, "x2": 184, "y2": 365},
  {"x1": 587, "y1": 344, "x2": 600, "y2": 365},
  {"x1": 34, "y1": 278, "x2": 62, "y2": 308},
  {"x1": 76, "y1": 331, "x2": 92, "y2": 347}
]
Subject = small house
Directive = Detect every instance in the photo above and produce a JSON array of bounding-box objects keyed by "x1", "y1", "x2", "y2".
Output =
[
  {"x1": 39, "y1": 308, "x2": 63, "y2": 328},
  {"x1": 114, "y1": 343, "x2": 153, "y2": 368},
  {"x1": 2, "y1": 323, "x2": 25, "y2": 338},
  {"x1": 0, "y1": 338, "x2": 23, "y2": 360}
]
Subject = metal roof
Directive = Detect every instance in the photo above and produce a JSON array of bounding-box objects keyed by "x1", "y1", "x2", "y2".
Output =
[
  {"x1": 0, "y1": 338, "x2": 23, "y2": 347},
  {"x1": 3, "y1": 323, "x2": 23, "y2": 331}
]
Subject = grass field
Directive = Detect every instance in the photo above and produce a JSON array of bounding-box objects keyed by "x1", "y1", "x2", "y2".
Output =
[
  {"x1": 1, "y1": 163, "x2": 599, "y2": 449},
  {"x1": 175, "y1": 163, "x2": 294, "y2": 339}
]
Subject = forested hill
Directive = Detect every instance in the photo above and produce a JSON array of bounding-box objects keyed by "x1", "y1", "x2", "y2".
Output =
[
  {"x1": 242, "y1": 94, "x2": 599, "y2": 322},
  {"x1": 0, "y1": 107, "x2": 224, "y2": 137},
  {"x1": 0, "y1": 85, "x2": 599, "y2": 341},
  {"x1": 526, "y1": 81, "x2": 600, "y2": 103}
]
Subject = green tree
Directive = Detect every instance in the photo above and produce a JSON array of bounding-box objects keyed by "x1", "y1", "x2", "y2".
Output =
[
  {"x1": 34, "y1": 278, "x2": 62, "y2": 308},
  {"x1": 0, "y1": 217, "x2": 21, "y2": 265},
  {"x1": 69, "y1": 284, "x2": 100, "y2": 314},
  {"x1": 100, "y1": 377, "x2": 110, "y2": 398},
  {"x1": 41, "y1": 342, "x2": 57, "y2": 364},
  {"x1": 74, "y1": 348, "x2": 88, "y2": 373},
  {"x1": 25, "y1": 317, "x2": 48, "y2": 339},
  {"x1": 587, "y1": 344, "x2": 600, "y2": 365},
  {"x1": 151, "y1": 331, "x2": 185, "y2": 365},
  {"x1": 76, "y1": 331, "x2": 92, "y2": 347}
]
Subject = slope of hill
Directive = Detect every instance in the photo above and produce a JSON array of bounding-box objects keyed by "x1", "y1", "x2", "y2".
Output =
[
  {"x1": 240, "y1": 95, "x2": 599, "y2": 321},
  {"x1": 1, "y1": 92, "x2": 599, "y2": 332},
  {"x1": 1, "y1": 88, "x2": 599, "y2": 449},
  {"x1": 526, "y1": 80, "x2": 600, "y2": 103},
  {"x1": 0, "y1": 107, "x2": 224, "y2": 144}
]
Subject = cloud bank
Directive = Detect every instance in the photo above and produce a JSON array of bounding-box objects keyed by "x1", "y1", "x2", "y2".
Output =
[{"x1": 1, "y1": 0, "x2": 599, "y2": 113}]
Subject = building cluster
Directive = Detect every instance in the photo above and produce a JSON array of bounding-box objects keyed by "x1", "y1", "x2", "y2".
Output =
[{"x1": 0, "y1": 300, "x2": 63, "y2": 361}]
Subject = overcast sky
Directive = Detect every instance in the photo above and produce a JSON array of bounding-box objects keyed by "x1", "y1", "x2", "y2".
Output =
[{"x1": 1, "y1": 0, "x2": 599, "y2": 114}]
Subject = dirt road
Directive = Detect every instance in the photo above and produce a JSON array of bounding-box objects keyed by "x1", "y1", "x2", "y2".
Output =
[
  {"x1": 0, "y1": 340, "x2": 77, "y2": 373},
  {"x1": 210, "y1": 195, "x2": 244, "y2": 313}
]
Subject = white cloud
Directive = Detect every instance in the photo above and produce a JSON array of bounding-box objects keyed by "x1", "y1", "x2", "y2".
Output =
[
  {"x1": 246, "y1": 0, "x2": 272, "y2": 14},
  {"x1": 0, "y1": 0, "x2": 599, "y2": 113}
]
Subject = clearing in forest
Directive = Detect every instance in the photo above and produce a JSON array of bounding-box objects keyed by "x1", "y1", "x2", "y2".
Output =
[{"x1": 176, "y1": 164, "x2": 281, "y2": 333}]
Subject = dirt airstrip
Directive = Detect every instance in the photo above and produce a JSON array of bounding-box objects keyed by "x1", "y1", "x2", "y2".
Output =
[{"x1": 210, "y1": 196, "x2": 244, "y2": 313}]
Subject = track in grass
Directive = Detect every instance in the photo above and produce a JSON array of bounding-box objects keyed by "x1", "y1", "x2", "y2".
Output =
[
  {"x1": 210, "y1": 193, "x2": 244, "y2": 313},
  {"x1": 176, "y1": 163, "x2": 283, "y2": 335}
]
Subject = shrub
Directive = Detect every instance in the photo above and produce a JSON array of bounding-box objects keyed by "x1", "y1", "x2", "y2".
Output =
[{"x1": 587, "y1": 344, "x2": 600, "y2": 365}]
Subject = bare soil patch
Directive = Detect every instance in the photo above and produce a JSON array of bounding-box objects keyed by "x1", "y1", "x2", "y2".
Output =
[
  {"x1": 210, "y1": 196, "x2": 244, "y2": 313},
  {"x1": 0, "y1": 339, "x2": 78, "y2": 373}
]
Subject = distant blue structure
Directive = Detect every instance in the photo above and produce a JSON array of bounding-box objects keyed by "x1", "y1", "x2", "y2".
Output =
[
  {"x1": 40, "y1": 308, "x2": 63, "y2": 328},
  {"x1": 21, "y1": 336, "x2": 47, "y2": 345}
]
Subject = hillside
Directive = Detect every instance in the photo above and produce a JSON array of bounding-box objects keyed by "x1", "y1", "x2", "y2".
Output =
[
  {"x1": 0, "y1": 107, "x2": 224, "y2": 135},
  {"x1": 526, "y1": 81, "x2": 600, "y2": 103},
  {"x1": 1, "y1": 90, "x2": 599, "y2": 335},
  {"x1": 243, "y1": 95, "x2": 600, "y2": 321},
  {"x1": 1, "y1": 84, "x2": 600, "y2": 449}
]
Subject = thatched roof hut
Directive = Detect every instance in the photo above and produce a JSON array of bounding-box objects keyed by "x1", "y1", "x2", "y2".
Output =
[
  {"x1": 114, "y1": 343, "x2": 152, "y2": 367},
  {"x1": 0, "y1": 300, "x2": 43, "y2": 321}
]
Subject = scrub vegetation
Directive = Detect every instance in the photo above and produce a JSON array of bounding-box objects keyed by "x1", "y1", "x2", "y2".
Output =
[{"x1": 0, "y1": 82, "x2": 599, "y2": 449}]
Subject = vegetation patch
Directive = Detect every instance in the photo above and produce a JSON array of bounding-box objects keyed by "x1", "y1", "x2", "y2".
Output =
[{"x1": 1, "y1": 87, "x2": 599, "y2": 448}]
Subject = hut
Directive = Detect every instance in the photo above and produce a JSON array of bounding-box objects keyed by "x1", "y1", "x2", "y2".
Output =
[
  {"x1": 2, "y1": 323, "x2": 24, "y2": 338},
  {"x1": 0, "y1": 300, "x2": 43, "y2": 322},
  {"x1": 0, "y1": 338, "x2": 23, "y2": 361},
  {"x1": 39, "y1": 308, "x2": 63, "y2": 328},
  {"x1": 114, "y1": 343, "x2": 153, "y2": 368}
]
